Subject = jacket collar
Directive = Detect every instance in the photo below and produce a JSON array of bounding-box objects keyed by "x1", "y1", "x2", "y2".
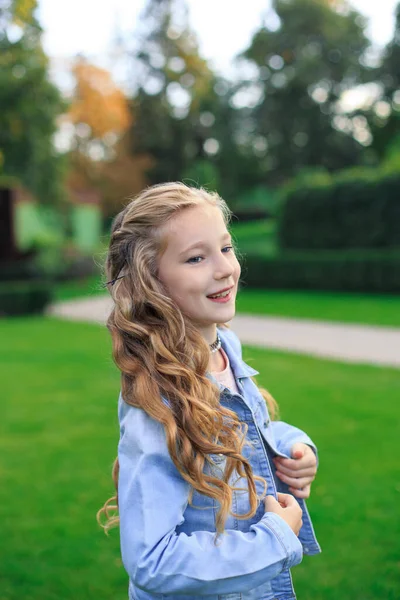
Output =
[{"x1": 217, "y1": 326, "x2": 259, "y2": 380}]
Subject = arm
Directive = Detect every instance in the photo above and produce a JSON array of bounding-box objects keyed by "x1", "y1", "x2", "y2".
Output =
[{"x1": 118, "y1": 397, "x2": 303, "y2": 596}]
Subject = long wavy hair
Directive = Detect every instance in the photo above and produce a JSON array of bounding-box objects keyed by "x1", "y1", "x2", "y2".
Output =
[{"x1": 97, "y1": 182, "x2": 278, "y2": 543}]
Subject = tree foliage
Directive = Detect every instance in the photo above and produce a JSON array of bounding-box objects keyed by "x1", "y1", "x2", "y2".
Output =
[
  {"x1": 5, "y1": 0, "x2": 400, "y2": 216},
  {"x1": 0, "y1": 0, "x2": 66, "y2": 203},
  {"x1": 365, "y1": 2, "x2": 400, "y2": 161},
  {"x1": 66, "y1": 58, "x2": 151, "y2": 218},
  {"x1": 380, "y1": 2, "x2": 400, "y2": 97},
  {"x1": 68, "y1": 58, "x2": 132, "y2": 149},
  {"x1": 127, "y1": 0, "x2": 269, "y2": 202},
  {"x1": 129, "y1": 0, "x2": 219, "y2": 182},
  {"x1": 239, "y1": 0, "x2": 372, "y2": 182}
]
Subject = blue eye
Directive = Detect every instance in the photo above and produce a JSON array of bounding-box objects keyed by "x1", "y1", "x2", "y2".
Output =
[{"x1": 186, "y1": 246, "x2": 233, "y2": 264}]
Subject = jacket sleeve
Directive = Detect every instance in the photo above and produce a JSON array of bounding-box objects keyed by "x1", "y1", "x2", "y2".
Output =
[
  {"x1": 270, "y1": 421, "x2": 319, "y2": 466},
  {"x1": 117, "y1": 396, "x2": 303, "y2": 596}
]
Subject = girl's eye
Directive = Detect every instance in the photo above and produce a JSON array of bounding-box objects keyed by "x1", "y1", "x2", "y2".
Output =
[{"x1": 186, "y1": 246, "x2": 233, "y2": 264}]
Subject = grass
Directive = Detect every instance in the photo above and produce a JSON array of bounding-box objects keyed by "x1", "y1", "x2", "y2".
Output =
[
  {"x1": 236, "y1": 288, "x2": 400, "y2": 328},
  {"x1": 243, "y1": 345, "x2": 400, "y2": 600},
  {"x1": 1, "y1": 316, "x2": 399, "y2": 599},
  {"x1": 53, "y1": 274, "x2": 105, "y2": 302}
]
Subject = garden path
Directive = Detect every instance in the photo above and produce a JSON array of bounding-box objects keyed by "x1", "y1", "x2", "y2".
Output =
[{"x1": 47, "y1": 295, "x2": 400, "y2": 368}]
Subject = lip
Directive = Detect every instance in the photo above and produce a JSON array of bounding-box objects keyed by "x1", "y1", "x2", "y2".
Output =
[{"x1": 206, "y1": 286, "x2": 233, "y2": 298}]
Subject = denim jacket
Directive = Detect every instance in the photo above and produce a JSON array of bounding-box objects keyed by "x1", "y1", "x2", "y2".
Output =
[{"x1": 117, "y1": 327, "x2": 321, "y2": 600}]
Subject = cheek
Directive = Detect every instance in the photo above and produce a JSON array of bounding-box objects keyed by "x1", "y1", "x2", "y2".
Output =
[
  {"x1": 157, "y1": 268, "x2": 185, "y2": 303},
  {"x1": 161, "y1": 271, "x2": 202, "y2": 305},
  {"x1": 234, "y1": 256, "x2": 241, "y2": 282}
]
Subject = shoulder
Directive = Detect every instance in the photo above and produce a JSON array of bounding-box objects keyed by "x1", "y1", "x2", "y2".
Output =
[{"x1": 118, "y1": 392, "x2": 168, "y2": 453}]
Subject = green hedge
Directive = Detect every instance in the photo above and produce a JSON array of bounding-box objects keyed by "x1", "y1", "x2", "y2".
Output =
[
  {"x1": 279, "y1": 172, "x2": 400, "y2": 250},
  {"x1": 242, "y1": 251, "x2": 400, "y2": 293},
  {"x1": 0, "y1": 255, "x2": 39, "y2": 281},
  {"x1": 0, "y1": 281, "x2": 54, "y2": 316}
]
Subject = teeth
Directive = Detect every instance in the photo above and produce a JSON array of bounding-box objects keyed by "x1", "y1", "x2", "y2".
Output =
[{"x1": 209, "y1": 290, "x2": 230, "y2": 299}]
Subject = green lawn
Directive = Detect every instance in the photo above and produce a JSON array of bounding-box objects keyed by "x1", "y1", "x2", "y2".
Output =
[
  {"x1": 236, "y1": 288, "x2": 400, "y2": 328},
  {"x1": 53, "y1": 273, "x2": 105, "y2": 302},
  {"x1": 1, "y1": 317, "x2": 399, "y2": 599}
]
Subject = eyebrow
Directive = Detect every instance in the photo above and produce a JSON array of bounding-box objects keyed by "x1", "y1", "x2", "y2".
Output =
[{"x1": 179, "y1": 233, "x2": 232, "y2": 256}]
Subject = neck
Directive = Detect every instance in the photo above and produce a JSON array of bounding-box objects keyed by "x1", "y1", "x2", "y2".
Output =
[
  {"x1": 198, "y1": 324, "x2": 218, "y2": 346},
  {"x1": 208, "y1": 346, "x2": 225, "y2": 373}
]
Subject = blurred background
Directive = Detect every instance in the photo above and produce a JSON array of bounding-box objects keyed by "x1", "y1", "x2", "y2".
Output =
[{"x1": 1, "y1": 0, "x2": 399, "y2": 598}]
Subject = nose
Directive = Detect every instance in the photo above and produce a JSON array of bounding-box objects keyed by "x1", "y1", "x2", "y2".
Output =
[{"x1": 214, "y1": 252, "x2": 235, "y2": 281}]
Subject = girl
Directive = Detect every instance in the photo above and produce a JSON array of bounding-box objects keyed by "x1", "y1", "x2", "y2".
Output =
[{"x1": 98, "y1": 182, "x2": 321, "y2": 600}]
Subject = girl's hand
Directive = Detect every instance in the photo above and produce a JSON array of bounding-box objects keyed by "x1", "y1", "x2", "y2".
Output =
[
  {"x1": 264, "y1": 493, "x2": 303, "y2": 536},
  {"x1": 273, "y1": 443, "x2": 317, "y2": 499}
]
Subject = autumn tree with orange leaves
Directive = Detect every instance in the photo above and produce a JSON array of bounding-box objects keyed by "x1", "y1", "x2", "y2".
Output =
[
  {"x1": 66, "y1": 58, "x2": 152, "y2": 217},
  {"x1": 68, "y1": 59, "x2": 131, "y2": 153}
]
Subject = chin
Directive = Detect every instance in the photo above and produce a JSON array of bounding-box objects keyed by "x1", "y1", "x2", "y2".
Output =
[
  {"x1": 216, "y1": 307, "x2": 236, "y2": 322},
  {"x1": 225, "y1": 310, "x2": 236, "y2": 323}
]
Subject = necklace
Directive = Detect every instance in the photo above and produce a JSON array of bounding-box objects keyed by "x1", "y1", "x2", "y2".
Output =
[{"x1": 209, "y1": 332, "x2": 222, "y2": 354}]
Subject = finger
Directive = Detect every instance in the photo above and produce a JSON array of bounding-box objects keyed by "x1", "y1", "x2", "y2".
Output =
[
  {"x1": 275, "y1": 472, "x2": 315, "y2": 489},
  {"x1": 276, "y1": 471, "x2": 315, "y2": 487},
  {"x1": 274, "y1": 456, "x2": 316, "y2": 471},
  {"x1": 273, "y1": 452, "x2": 317, "y2": 465},
  {"x1": 274, "y1": 463, "x2": 317, "y2": 478},
  {"x1": 276, "y1": 492, "x2": 296, "y2": 507},
  {"x1": 291, "y1": 449, "x2": 305, "y2": 459},
  {"x1": 274, "y1": 460, "x2": 315, "y2": 474},
  {"x1": 289, "y1": 485, "x2": 311, "y2": 499},
  {"x1": 291, "y1": 443, "x2": 310, "y2": 459},
  {"x1": 264, "y1": 495, "x2": 279, "y2": 509}
]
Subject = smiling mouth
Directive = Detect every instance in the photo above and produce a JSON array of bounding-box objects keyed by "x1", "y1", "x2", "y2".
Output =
[{"x1": 207, "y1": 287, "x2": 233, "y2": 299}]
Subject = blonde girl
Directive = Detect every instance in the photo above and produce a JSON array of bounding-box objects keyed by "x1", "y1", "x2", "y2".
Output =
[{"x1": 98, "y1": 182, "x2": 321, "y2": 600}]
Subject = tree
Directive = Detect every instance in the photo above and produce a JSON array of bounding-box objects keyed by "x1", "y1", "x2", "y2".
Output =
[
  {"x1": 66, "y1": 58, "x2": 151, "y2": 218},
  {"x1": 128, "y1": 0, "x2": 219, "y2": 183},
  {"x1": 125, "y1": 0, "x2": 266, "y2": 204},
  {"x1": 379, "y1": 2, "x2": 400, "y2": 96},
  {"x1": 0, "y1": 0, "x2": 66, "y2": 203},
  {"x1": 365, "y1": 2, "x2": 400, "y2": 162},
  {"x1": 239, "y1": 0, "x2": 372, "y2": 183},
  {"x1": 68, "y1": 58, "x2": 132, "y2": 156}
]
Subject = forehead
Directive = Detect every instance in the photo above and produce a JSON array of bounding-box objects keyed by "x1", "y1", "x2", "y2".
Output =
[{"x1": 161, "y1": 203, "x2": 228, "y2": 249}]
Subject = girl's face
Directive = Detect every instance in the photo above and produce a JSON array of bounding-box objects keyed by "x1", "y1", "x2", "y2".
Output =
[{"x1": 157, "y1": 203, "x2": 241, "y2": 342}]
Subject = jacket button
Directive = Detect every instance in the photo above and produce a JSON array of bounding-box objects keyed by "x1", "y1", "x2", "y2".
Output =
[{"x1": 264, "y1": 420, "x2": 270, "y2": 428}]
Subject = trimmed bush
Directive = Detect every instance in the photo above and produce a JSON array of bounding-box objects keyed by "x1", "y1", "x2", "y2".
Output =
[
  {"x1": 232, "y1": 207, "x2": 271, "y2": 222},
  {"x1": 279, "y1": 172, "x2": 400, "y2": 250},
  {"x1": 0, "y1": 254, "x2": 41, "y2": 281},
  {"x1": 0, "y1": 281, "x2": 54, "y2": 316},
  {"x1": 241, "y1": 251, "x2": 400, "y2": 293}
]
